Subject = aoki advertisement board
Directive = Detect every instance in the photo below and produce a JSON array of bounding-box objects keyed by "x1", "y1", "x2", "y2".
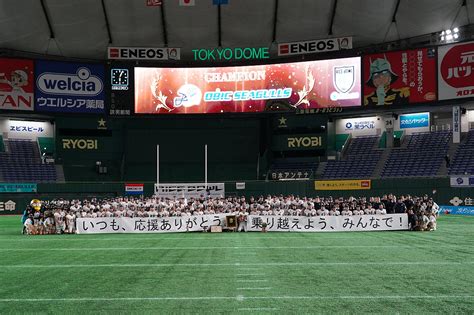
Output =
[
  {"x1": 363, "y1": 48, "x2": 437, "y2": 106},
  {"x1": 134, "y1": 57, "x2": 361, "y2": 114},
  {"x1": 0, "y1": 58, "x2": 34, "y2": 111},
  {"x1": 438, "y1": 41, "x2": 474, "y2": 100}
]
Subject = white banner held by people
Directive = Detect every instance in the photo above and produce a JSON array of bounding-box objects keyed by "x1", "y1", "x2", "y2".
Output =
[
  {"x1": 77, "y1": 214, "x2": 409, "y2": 234},
  {"x1": 248, "y1": 214, "x2": 408, "y2": 232},
  {"x1": 77, "y1": 214, "x2": 228, "y2": 234},
  {"x1": 154, "y1": 183, "x2": 225, "y2": 198}
]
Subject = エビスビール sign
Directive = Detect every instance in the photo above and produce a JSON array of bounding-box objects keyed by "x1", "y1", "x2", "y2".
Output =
[
  {"x1": 438, "y1": 41, "x2": 474, "y2": 100},
  {"x1": 35, "y1": 61, "x2": 105, "y2": 113},
  {"x1": 0, "y1": 58, "x2": 34, "y2": 111}
]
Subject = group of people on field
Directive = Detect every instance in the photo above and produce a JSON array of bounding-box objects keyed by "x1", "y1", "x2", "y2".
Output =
[{"x1": 22, "y1": 193, "x2": 438, "y2": 234}]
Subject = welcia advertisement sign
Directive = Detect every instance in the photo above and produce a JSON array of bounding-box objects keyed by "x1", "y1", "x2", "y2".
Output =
[
  {"x1": 35, "y1": 61, "x2": 105, "y2": 113},
  {"x1": 134, "y1": 57, "x2": 361, "y2": 114}
]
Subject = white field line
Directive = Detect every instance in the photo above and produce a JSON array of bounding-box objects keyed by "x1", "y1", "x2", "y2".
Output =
[
  {"x1": 0, "y1": 236, "x2": 364, "y2": 241},
  {"x1": 0, "y1": 295, "x2": 472, "y2": 302},
  {"x1": 238, "y1": 308, "x2": 279, "y2": 311},
  {"x1": 1, "y1": 261, "x2": 473, "y2": 268},
  {"x1": 236, "y1": 288, "x2": 272, "y2": 290},
  {"x1": 236, "y1": 274, "x2": 264, "y2": 276},
  {"x1": 236, "y1": 280, "x2": 268, "y2": 282},
  {"x1": 0, "y1": 245, "x2": 461, "y2": 251}
]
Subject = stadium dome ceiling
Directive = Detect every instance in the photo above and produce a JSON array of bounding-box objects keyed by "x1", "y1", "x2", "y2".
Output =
[{"x1": 0, "y1": 0, "x2": 473, "y2": 60}]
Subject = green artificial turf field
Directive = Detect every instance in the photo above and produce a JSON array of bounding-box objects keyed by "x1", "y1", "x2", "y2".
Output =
[{"x1": 0, "y1": 215, "x2": 473, "y2": 314}]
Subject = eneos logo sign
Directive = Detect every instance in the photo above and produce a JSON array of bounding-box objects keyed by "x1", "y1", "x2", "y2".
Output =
[
  {"x1": 37, "y1": 67, "x2": 103, "y2": 96},
  {"x1": 278, "y1": 37, "x2": 352, "y2": 56}
]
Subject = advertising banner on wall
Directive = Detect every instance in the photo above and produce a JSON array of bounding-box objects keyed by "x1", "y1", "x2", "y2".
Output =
[
  {"x1": 272, "y1": 134, "x2": 325, "y2": 151},
  {"x1": 125, "y1": 183, "x2": 144, "y2": 195},
  {"x1": 315, "y1": 179, "x2": 371, "y2": 190},
  {"x1": 450, "y1": 175, "x2": 474, "y2": 187},
  {"x1": 0, "y1": 58, "x2": 34, "y2": 111},
  {"x1": 0, "y1": 197, "x2": 29, "y2": 215},
  {"x1": 108, "y1": 47, "x2": 180, "y2": 61},
  {"x1": 154, "y1": 183, "x2": 225, "y2": 198},
  {"x1": 336, "y1": 116, "x2": 382, "y2": 137},
  {"x1": 35, "y1": 61, "x2": 105, "y2": 113},
  {"x1": 438, "y1": 41, "x2": 474, "y2": 100},
  {"x1": 453, "y1": 106, "x2": 461, "y2": 143},
  {"x1": 278, "y1": 37, "x2": 352, "y2": 56},
  {"x1": 0, "y1": 183, "x2": 37, "y2": 193},
  {"x1": 0, "y1": 119, "x2": 53, "y2": 139},
  {"x1": 363, "y1": 48, "x2": 437, "y2": 106},
  {"x1": 440, "y1": 206, "x2": 474, "y2": 216},
  {"x1": 135, "y1": 57, "x2": 361, "y2": 114},
  {"x1": 399, "y1": 112, "x2": 430, "y2": 129}
]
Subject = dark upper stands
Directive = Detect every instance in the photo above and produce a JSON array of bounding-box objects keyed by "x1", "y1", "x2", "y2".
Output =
[
  {"x1": 381, "y1": 131, "x2": 450, "y2": 177},
  {"x1": 0, "y1": 139, "x2": 57, "y2": 182},
  {"x1": 449, "y1": 129, "x2": 474, "y2": 175},
  {"x1": 321, "y1": 136, "x2": 382, "y2": 179}
]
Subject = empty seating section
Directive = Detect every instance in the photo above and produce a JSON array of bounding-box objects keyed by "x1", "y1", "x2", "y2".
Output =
[
  {"x1": 322, "y1": 136, "x2": 382, "y2": 179},
  {"x1": 382, "y1": 131, "x2": 450, "y2": 177},
  {"x1": 0, "y1": 139, "x2": 57, "y2": 182},
  {"x1": 449, "y1": 129, "x2": 474, "y2": 175}
]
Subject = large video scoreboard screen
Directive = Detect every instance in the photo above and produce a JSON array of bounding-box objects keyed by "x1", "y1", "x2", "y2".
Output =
[{"x1": 134, "y1": 57, "x2": 361, "y2": 114}]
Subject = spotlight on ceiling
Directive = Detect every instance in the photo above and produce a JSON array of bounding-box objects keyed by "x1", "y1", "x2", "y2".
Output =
[{"x1": 440, "y1": 27, "x2": 460, "y2": 43}]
